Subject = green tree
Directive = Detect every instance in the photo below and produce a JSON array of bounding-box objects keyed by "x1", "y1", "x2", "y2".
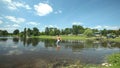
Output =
[
  {"x1": 72, "y1": 25, "x2": 79, "y2": 35},
  {"x1": 24, "y1": 28, "x2": 27, "y2": 37},
  {"x1": 49, "y1": 28, "x2": 54, "y2": 35},
  {"x1": 77, "y1": 25, "x2": 84, "y2": 34},
  {"x1": 33, "y1": 27, "x2": 39, "y2": 36},
  {"x1": 54, "y1": 28, "x2": 60, "y2": 35},
  {"x1": 45, "y1": 27, "x2": 49, "y2": 35},
  {"x1": 27, "y1": 28, "x2": 32, "y2": 37},
  {"x1": 84, "y1": 28, "x2": 93, "y2": 37},
  {"x1": 61, "y1": 29, "x2": 65, "y2": 35},
  {"x1": 0, "y1": 30, "x2": 8, "y2": 36},
  {"x1": 13, "y1": 29, "x2": 19, "y2": 35},
  {"x1": 72, "y1": 25, "x2": 84, "y2": 35},
  {"x1": 101, "y1": 29, "x2": 107, "y2": 36},
  {"x1": 64, "y1": 28, "x2": 72, "y2": 35}
]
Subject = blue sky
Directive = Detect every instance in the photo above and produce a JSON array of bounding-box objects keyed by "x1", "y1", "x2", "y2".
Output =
[{"x1": 0, "y1": 0, "x2": 120, "y2": 33}]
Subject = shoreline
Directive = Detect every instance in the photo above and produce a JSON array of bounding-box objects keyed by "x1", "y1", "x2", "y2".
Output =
[{"x1": 33, "y1": 35, "x2": 120, "y2": 43}]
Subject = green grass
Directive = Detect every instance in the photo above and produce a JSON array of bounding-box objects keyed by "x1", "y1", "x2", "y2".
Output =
[
  {"x1": 108, "y1": 37, "x2": 120, "y2": 42},
  {"x1": 106, "y1": 53, "x2": 120, "y2": 66},
  {"x1": 33, "y1": 35, "x2": 120, "y2": 43},
  {"x1": 34, "y1": 35, "x2": 96, "y2": 41}
]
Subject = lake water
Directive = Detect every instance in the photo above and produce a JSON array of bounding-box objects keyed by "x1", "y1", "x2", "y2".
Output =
[{"x1": 0, "y1": 37, "x2": 120, "y2": 68}]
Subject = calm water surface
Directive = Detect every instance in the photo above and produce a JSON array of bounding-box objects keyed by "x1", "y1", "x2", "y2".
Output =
[{"x1": 0, "y1": 37, "x2": 120, "y2": 68}]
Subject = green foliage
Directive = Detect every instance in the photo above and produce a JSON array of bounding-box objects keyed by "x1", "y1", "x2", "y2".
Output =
[
  {"x1": 0, "y1": 30, "x2": 8, "y2": 36},
  {"x1": 107, "y1": 53, "x2": 120, "y2": 66},
  {"x1": 13, "y1": 29, "x2": 19, "y2": 35},
  {"x1": 72, "y1": 25, "x2": 84, "y2": 35},
  {"x1": 84, "y1": 28, "x2": 93, "y2": 37},
  {"x1": 33, "y1": 27, "x2": 39, "y2": 36},
  {"x1": 27, "y1": 28, "x2": 32, "y2": 37},
  {"x1": 45, "y1": 27, "x2": 60, "y2": 36}
]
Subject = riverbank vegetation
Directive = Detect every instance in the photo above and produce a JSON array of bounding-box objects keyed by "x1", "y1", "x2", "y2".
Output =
[
  {"x1": 47, "y1": 53, "x2": 120, "y2": 68},
  {"x1": 0, "y1": 25, "x2": 120, "y2": 42}
]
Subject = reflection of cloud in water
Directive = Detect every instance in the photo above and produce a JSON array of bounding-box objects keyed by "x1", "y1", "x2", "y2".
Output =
[
  {"x1": 5, "y1": 49, "x2": 23, "y2": 55},
  {"x1": 11, "y1": 45, "x2": 18, "y2": 48},
  {"x1": 29, "y1": 48, "x2": 37, "y2": 51}
]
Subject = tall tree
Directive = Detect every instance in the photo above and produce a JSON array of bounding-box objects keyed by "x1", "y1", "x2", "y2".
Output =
[
  {"x1": 13, "y1": 29, "x2": 19, "y2": 35},
  {"x1": 84, "y1": 28, "x2": 93, "y2": 37},
  {"x1": 101, "y1": 29, "x2": 107, "y2": 36},
  {"x1": 45, "y1": 27, "x2": 49, "y2": 35},
  {"x1": 77, "y1": 25, "x2": 84, "y2": 34},
  {"x1": 1, "y1": 30, "x2": 8, "y2": 36},
  {"x1": 64, "y1": 28, "x2": 72, "y2": 35},
  {"x1": 33, "y1": 27, "x2": 39, "y2": 36},
  {"x1": 27, "y1": 28, "x2": 32, "y2": 37},
  {"x1": 72, "y1": 25, "x2": 84, "y2": 35},
  {"x1": 24, "y1": 28, "x2": 27, "y2": 37},
  {"x1": 72, "y1": 25, "x2": 79, "y2": 35}
]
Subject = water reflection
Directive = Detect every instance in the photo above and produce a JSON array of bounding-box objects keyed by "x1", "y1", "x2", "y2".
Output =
[
  {"x1": 44, "y1": 39, "x2": 56, "y2": 48},
  {"x1": 20, "y1": 38, "x2": 39, "y2": 46},
  {"x1": 0, "y1": 38, "x2": 8, "y2": 41},
  {"x1": 13, "y1": 38, "x2": 19, "y2": 44},
  {"x1": 0, "y1": 37, "x2": 120, "y2": 68},
  {"x1": 56, "y1": 44, "x2": 61, "y2": 51}
]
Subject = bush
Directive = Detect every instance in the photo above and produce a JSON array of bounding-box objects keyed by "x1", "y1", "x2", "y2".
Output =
[{"x1": 107, "y1": 53, "x2": 120, "y2": 66}]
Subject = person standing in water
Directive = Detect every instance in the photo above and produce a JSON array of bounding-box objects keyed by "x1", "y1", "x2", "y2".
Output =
[
  {"x1": 56, "y1": 35, "x2": 61, "y2": 45},
  {"x1": 56, "y1": 35, "x2": 61, "y2": 51}
]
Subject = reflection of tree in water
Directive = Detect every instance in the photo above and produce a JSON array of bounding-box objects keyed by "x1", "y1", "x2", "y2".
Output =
[
  {"x1": 100, "y1": 41, "x2": 120, "y2": 48},
  {"x1": 64, "y1": 42, "x2": 84, "y2": 52},
  {"x1": 31, "y1": 38, "x2": 39, "y2": 46},
  {"x1": 13, "y1": 38, "x2": 19, "y2": 44},
  {"x1": 44, "y1": 39, "x2": 56, "y2": 48},
  {"x1": 0, "y1": 38, "x2": 8, "y2": 41},
  {"x1": 20, "y1": 38, "x2": 40, "y2": 46}
]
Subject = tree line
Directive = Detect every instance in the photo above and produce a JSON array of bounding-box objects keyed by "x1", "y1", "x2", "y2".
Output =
[{"x1": 0, "y1": 25, "x2": 120, "y2": 37}]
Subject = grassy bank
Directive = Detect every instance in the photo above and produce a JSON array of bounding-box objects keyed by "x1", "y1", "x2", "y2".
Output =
[
  {"x1": 33, "y1": 35, "x2": 120, "y2": 42},
  {"x1": 108, "y1": 37, "x2": 120, "y2": 43},
  {"x1": 34, "y1": 35, "x2": 95, "y2": 41}
]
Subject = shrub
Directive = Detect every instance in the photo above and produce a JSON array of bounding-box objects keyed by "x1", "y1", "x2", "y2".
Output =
[{"x1": 107, "y1": 53, "x2": 120, "y2": 66}]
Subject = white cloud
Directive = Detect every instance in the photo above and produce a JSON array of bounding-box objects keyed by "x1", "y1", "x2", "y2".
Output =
[
  {"x1": 5, "y1": 16, "x2": 25, "y2": 23},
  {"x1": 93, "y1": 25, "x2": 102, "y2": 29},
  {"x1": 34, "y1": 3, "x2": 53, "y2": 16},
  {"x1": 13, "y1": 24, "x2": 20, "y2": 27},
  {"x1": 0, "y1": 20, "x2": 3, "y2": 24},
  {"x1": 2, "y1": 0, "x2": 31, "y2": 10},
  {"x1": 0, "y1": 27, "x2": 17, "y2": 33},
  {"x1": 4, "y1": 24, "x2": 20, "y2": 28},
  {"x1": 54, "y1": 10, "x2": 62, "y2": 14},
  {"x1": 0, "y1": 24, "x2": 21, "y2": 33},
  {"x1": 6, "y1": 49, "x2": 23, "y2": 55},
  {"x1": 93, "y1": 25, "x2": 119, "y2": 30},
  {"x1": 45, "y1": 25, "x2": 59, "y2": 28},
  {"x1": 27, "y1": 22, "x2": 39, "y2": 26},
  {"x1": 72, "y1": 22, "x2": 83, "y2": 25}
]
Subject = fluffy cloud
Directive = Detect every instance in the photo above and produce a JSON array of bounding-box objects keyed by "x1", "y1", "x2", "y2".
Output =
[
  {"x1": 27, "y1": 22, "x2": 39, "y2": 26},
  {"x1": 72, "y1": 22, "x2": 83, "y2": 25},
  {"x1": 2, "y1": 0, "x2": 31, "y2": 10},
  {"x1": 5, "y1": 16, "x2": 25, "y2": 23},
  {"x1": 0, "y1": 24, "x2": 20, "y2": 33},
  {"x1": 93, "y1": 25, "x2": 119, "y2": 30},
  {"x1": 34, "y1": 3, "x2": 53, "y2": 16},
  {"x1": 13, "y1": 24, "x2": 20, "y2": 27},
  {"x1": 45, "y1": 25, "x2": 59, "y2": 28},
  {"x1": 0, "y1": 20, "x2": 3, "y2": 24}
]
